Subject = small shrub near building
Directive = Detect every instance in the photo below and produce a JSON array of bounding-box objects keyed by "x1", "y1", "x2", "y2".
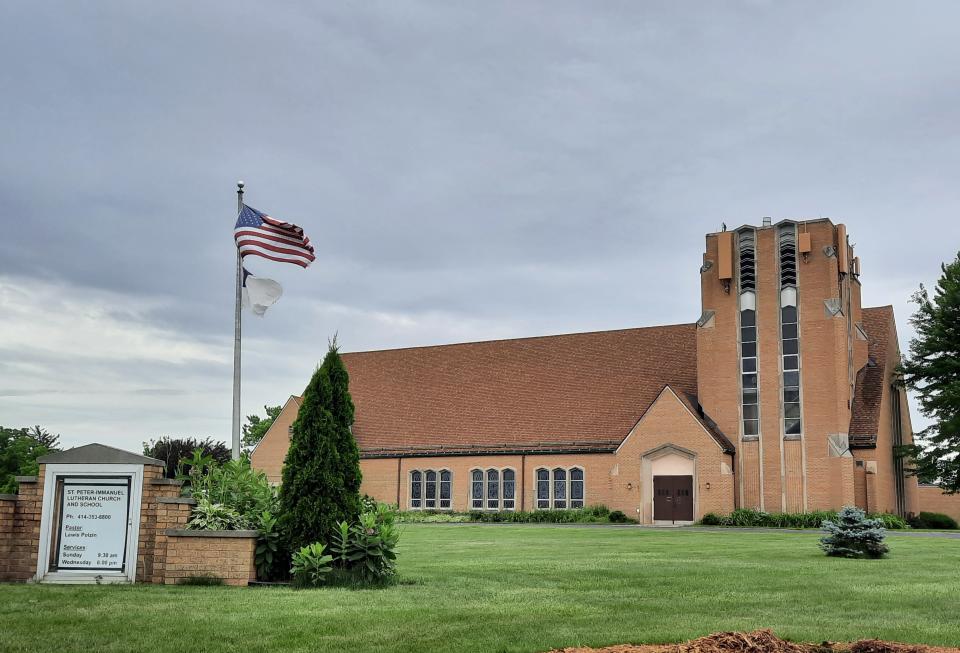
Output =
[
  {"x1": 907, "y1": 511, "x2": 958, "y2": 530},
  {"x1": 608, "y1": 510, "x2": 631, "y2": 523},
  {"x1": 819, "y1": 506, "x2": 889, "y2": 559}
]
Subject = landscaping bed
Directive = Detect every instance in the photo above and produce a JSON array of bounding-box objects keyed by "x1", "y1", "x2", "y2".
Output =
[{"x1": 549, "y1": 630, "x2": 960, "y2": 653}]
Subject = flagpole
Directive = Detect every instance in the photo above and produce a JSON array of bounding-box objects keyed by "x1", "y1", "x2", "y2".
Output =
[{"x1": 232, "y1": 180, "x2": 244, "y2": 460}]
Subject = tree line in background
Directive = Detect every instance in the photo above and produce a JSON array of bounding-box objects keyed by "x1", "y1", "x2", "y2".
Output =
[
  {"x1": 0, "y1": 426, "x2": 61, "y2": 494},
  {"x1": 142, "y1": 404, "x2": 282, "y2": 479}
]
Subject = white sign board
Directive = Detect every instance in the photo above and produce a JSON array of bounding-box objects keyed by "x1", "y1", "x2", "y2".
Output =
[{"x1": 55, "y1": 477, "x2": 131, "y2": 571}]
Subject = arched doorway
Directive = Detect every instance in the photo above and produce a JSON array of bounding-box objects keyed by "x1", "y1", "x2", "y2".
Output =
[{"x1": 641, "y1": 444, "x2": 696, "y2": 525}]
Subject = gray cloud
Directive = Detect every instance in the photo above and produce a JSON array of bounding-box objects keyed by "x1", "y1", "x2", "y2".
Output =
[{"x1": 1, "y1": 1, "x2": 958, "y2": 449}]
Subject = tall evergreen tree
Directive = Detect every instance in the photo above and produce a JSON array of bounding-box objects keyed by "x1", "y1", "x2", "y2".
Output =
[
  {"x1": 278, "y1": 340, "x2": 362, "y2": 550},
  {"x1": 899, "y1": 252, "x2": 960, "y2": 493}
]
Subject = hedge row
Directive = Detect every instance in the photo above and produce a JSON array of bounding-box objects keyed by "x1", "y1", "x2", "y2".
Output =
[
  {"x1": 699, "y1": 508, "x2": 909, "y2": 529},
  {"x1": 396, "y1": 505, "x2": 635, "y2": 524}
]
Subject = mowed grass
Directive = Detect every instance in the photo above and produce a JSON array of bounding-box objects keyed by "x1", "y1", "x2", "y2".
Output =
[{"x1": 1, "y1": 525, "x2": 958, "y2": 653}]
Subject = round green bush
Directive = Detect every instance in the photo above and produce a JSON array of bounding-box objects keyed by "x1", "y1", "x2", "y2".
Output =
[
  {"x1": 608, "y1": 510, "x2": 630, "y2": 523},
  {"x1": 910, "y1": 511, "x2": 958, "y2": 530}
]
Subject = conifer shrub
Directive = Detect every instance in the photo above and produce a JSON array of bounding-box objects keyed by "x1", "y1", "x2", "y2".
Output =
[
  {"x1": 278, "y1": 341, "x2": 363, "y2": 552},
  {"x1": 819, "y1": 505, "x2": 889, "y2": 558}
]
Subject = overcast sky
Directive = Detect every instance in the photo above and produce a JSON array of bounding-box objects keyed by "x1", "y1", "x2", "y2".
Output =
[{"x1": 1, "y1": 2, "x2": 958, "y2": 451}]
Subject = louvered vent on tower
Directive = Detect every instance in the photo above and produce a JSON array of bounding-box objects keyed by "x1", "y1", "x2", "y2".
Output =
[
  {"x1": 778, "y1": 225, "x2": 797, "y2": 287},
  {"x1": 738, "y1": 229, "x2": 756, "y2": 292}
]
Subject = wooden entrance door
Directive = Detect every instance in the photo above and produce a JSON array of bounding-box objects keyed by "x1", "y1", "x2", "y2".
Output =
[{"x1": 653, "y1": 475, "x2": 694, "y2": 522}]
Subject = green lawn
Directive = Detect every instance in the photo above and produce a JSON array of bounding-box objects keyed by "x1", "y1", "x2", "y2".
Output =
[{"x1": 1, "y1": 525, "x2": 958, "y2": 653}]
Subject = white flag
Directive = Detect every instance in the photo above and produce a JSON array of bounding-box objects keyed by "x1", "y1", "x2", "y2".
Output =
[{"x1": 242, "y1": 269, "x2": 283, "y2": 317}]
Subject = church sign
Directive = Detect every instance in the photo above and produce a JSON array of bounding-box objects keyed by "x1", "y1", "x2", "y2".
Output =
[
  {"x1": 55, "y1": 477, "x2": 131, "y2": 571},
  {"x1": 33, "y1": 444, "x2": 154, "y2": 584}
]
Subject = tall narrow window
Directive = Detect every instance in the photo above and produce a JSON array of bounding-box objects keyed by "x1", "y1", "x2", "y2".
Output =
[
  {"x1": 471, "y1": 469, "x2": 483, "y2": 509},
  {"x1": 410, "y1": 471, "x2": 422, "y2": 509},
  {"x1": 779, "y1": 224, "x2": 802, "y2": 438},
  {"x1": 570, "y1": 468, "x2": 584, "y2": 509},
  {"x1": 552, "y1": 468, "x2": 567, "y2": 509},
  {"x1": 439, "y1": 470, "x2": 452, "y2": 509},
  {"x1": 502, "y1": 469, "x2": 515, "y2": 510},
  {"x1": 738, "y1": 227, "x2": 759, "y2": 440},
  {"x1": 486, "y1": 469, "x2": 500, "y2": 510},
  {"x1": 536, "y1": 468, "x2": 549, "y2": 509},
  {"x1": 425, "y1": 470, "x2": 437, "y2": 508}
]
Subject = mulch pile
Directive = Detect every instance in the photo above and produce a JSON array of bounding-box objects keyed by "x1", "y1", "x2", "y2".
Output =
[{"x1": 548, "y1": 629, "x2": 957, "y2": 653}]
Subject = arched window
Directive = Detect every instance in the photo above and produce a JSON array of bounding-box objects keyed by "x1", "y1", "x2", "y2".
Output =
[
  {"x1": 552, "y1": 468, "x2": 567, "y2": 509},
  {"x1": 410, "y1": 470, "x2": 422, "y2": 509},
  {"x1": 570, "y1": 467, "x2": 584, "y2": 509},
  {"x1": 471, "y1": 469, "x2": 483, "y2": 509},
  {"x1": 502, "y1": 469, "x2": 516, "y2": 510},
  {"x1": 486, "y1": 469, "x2": 500, "y2": 510},
  {"x1": 425, "y1": 470, "x2": 437, "y2": 509},
  {"x1": 536, "y1": 468, "x2": 550, "y2": 509},
  {"x1": 439, "y1": 470, "x2": 452, "y2": 509}
]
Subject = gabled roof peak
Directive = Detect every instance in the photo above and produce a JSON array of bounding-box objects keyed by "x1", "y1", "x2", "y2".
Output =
[{"x1": 38, "y1": 443, "x2": 163, "y2": 466}]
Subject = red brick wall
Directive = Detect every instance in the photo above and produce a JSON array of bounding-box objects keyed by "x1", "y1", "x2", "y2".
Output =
[
  {"x1": 917, "y1": 486, "x2": 960, "y2": 523},
  {"x1": 3, "y1": 472, "x2": 44, "y2": 582},
  {"x1": 697, "y1": 231, "x2": 743, "y2": 505},
  {"x1": 163, "y1": 531, "x2": 257, "y2": 586},
  {"x1": 250, "y1": 398, "x2": 299, "y2": 484},
  {"x1": 0, "y1": 496, "x2": 15, "y2": 581}
]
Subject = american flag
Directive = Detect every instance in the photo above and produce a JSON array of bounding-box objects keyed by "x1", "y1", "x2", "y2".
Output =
[{"x1": 234, "y1": 204, "x2": 316, "y2": 268}]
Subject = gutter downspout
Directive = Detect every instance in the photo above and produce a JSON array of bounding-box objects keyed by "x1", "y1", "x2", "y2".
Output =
[
  {"x1": 396, "y1": 457, "x2": 402, "y2": 508},
  {"x1": 521, "y1": 454, "x2": 526, "y2": 511}
]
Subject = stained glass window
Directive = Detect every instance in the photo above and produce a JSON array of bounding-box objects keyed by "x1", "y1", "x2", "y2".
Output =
[
  {"x1": 410, "y1": 471, "x2": 422, "y2": 509},
  {"x1": 570, "y1": 468, "x2": 584, "y2": 509},
  {"x1": 536, "y1": 468, "x2": 549, "y2": 509},
  {"x1": 425, "y1": 470, "x2": 437, "y2": 509},
  {"x1": 439, "y1": 470, "x2": 451, "y2": 509},
  {"x1": 552, "y1": 468, "x2": 567, "y2": 509},
  {"x1": 502, "y1": 469, "x2": 515, "y2": 510},
  {"x1": 471, "y1": 469, "x2": 483, "y2": 509},
  {"x1": 486, "y1": 469, "x2": 500, "y2": 510}
]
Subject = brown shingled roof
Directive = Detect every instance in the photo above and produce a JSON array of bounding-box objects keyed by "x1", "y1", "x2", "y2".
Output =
[
  {"x1": 338, "y1": 323, "x2": 730, "y2": 457},
  {"x1": 849, "y1": 306, "x2": 894, "y2": 448}
]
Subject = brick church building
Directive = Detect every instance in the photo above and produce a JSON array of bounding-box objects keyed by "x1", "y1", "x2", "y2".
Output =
[{"x1": 252, "y1": 218, "x2": 926, "y2": 524}]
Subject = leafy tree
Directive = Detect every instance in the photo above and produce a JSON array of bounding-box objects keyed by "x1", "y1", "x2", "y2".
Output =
[
  {"x1": 1, "y1": 426, "x2": 54, "y2": 493},
  {"x1": 279, "y1": 340, "x2": 362, "y2": 551},
  {"x1": 143, "y1": 436, "x2": 231, "y2": 479},
  {"x1": 899, "y1": 252, "x2": 960, "y2": 493},
  {"x1": 242, "y1": 405, "x2": 282, "y2": 450}
]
